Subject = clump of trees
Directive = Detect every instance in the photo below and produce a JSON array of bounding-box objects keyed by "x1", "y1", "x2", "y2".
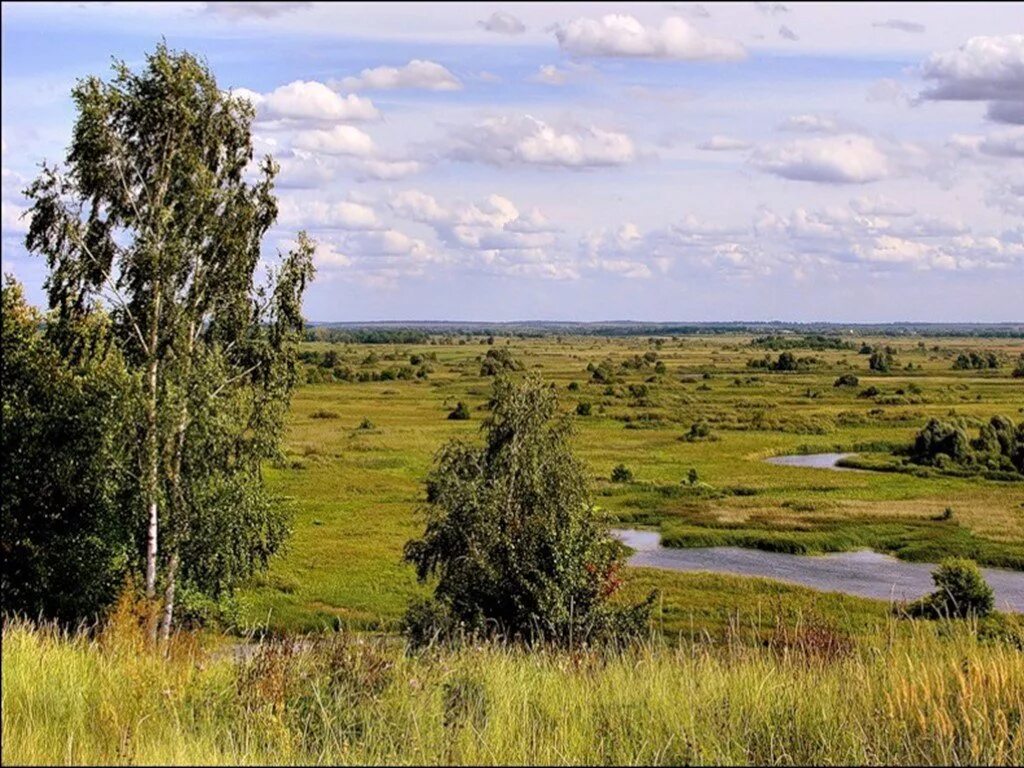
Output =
[
  {"x1": 910, "y1": 416, "x2": 1023, "y2": 476},
  {"x1": 750, "y1": 334, "x2": 853, "y2": 351},
  {"x1": 952, "y1": 351, "x2": 1001, "y2": 370},
  {"x1": 906, "y1": 558, "x2": 994, "y2": 619},
  {"x1": 869, "y1": 349, "x2": 895, "y2": 372},
  {"x1": 747, "y1": 352, "x2": 820, "y2": 372},
  {"x1": 3, "y1": 45, "x2": 313, "y2": 634},
  {"x1": 479, "y1": 347, "x2": 522, "y2": 376},
  {"x1": 587, "y1": 360, "x2": 618, "y2": 384},
  {"x1": 682, "y1": 421, "x2": 716, "y2": 442},
  {"x1": 403, "y1": 376, "x2": 652, "y2": 646}
]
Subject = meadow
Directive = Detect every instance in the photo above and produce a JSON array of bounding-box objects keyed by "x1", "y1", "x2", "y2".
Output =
[
  {"x1": 5, "y1": 329, "x2": 1024, "y2": 766},
  {"x1": 240, "y1": 331, "x2": 1024, "y2": 634}
]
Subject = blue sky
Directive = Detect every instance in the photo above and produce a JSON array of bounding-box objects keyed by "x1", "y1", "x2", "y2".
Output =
[{"x1": 2, "y1": 2, "x2": 1022, "y2": 321}]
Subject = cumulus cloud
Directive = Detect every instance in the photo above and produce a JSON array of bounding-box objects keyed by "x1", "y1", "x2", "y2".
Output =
[
  {"x1": 478, "y1": 11, "x2": 526, "y2": 35},
  {"x1": 354, "y1": 159, "x2": 424, "y2": 181},
  {"x1": 293, "y1": 125, "x2": 375, "y2": 156},
  {"x1": 850, "y1": 195, "x2": 915, "y2": 217},
  {"x1": 697, "y1": 135, "x2": 752, "y2": 151},
  {"x1": 448, "y1": 115, "x2": 636, "y2": 168},
  {"x1": 338, "y1": 60, "x2": 462, "y2": 91},
  {"x1": 234, "y1": 81, "x2": 379, "y2": 123},
  {"x1": 278, "y1": 198, "x2": 382, "y2": 230},
  {"x1": 388, "y1": 189, "x2": 572, "y2": 278},
  {"x1": 872, "y1": 19, "x2": 925, "y2": 34},
  {"x1": 778, "y1": 114, "x2": 840, "y2": 133},
  {"x1": 751, "y1": 134, "x2": 890, "y2": 184},
  {"x1": 1, "y1": 199, "x2": 29, "y2": 234},
  {"x1": 530, "y1": 65, "x2": 571, "y2": 86},
  {"x1": 555, "y1": 15, "x2": 746, "y2": 61},
  {"x1": 919, "y1": 35, "x2": 1024, "y2": 126}
]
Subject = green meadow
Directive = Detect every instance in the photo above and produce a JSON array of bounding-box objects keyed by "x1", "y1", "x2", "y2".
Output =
[{"x1": 240, "y1": 332, "x2": 1024, "y2": 634}]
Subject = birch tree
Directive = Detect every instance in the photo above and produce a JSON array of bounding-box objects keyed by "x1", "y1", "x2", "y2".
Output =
[{"x1": 24, "y1": 43, "x2": 314, "y2": 635}]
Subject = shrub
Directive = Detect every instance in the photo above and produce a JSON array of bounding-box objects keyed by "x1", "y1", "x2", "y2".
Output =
[
  {"x1": 833, "y1": 373, "x2": 859, "y2": 388},
  {"x1": 403, "y1": 375, "x2": 652, "y2": 647},
  {"x1": 907, "y1": 558, "x2": 994, "y2": 619},
  {"x1": 611, "y1": 464, "x2": 634, "y2": 483},
  {"x1": 310, "y1": 409, "x2": 340, "y2": 420},
  {"x1": 358, "y1": 417, "x2": 375, "y2": 430},
  {"x1": 447, "y1": 402, "x2": 471, "y2": 421},
  {"x1": 576, "y1": 402, "x2": 592, "y2": 417},
  {"x1": 869, "y1": 350, "x2": 893, "y2": 372}
]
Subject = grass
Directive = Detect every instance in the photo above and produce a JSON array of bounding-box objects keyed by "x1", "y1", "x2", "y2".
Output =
[
  {"x1": 240, "y1": 333, "x2": 1024, "y2": 633},
  {"x1": 4, "y1": 613, "x2": 1023, "y2": 766}
]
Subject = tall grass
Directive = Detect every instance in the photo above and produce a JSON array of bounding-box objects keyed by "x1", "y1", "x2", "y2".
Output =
[{"x1": 3, "y1": 611, "x2": 1022, "y2": 765}]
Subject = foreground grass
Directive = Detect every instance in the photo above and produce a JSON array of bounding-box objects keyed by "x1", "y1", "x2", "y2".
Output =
[{"x1": 4, "y1": 616, "x2": 1023, "y2": 766}]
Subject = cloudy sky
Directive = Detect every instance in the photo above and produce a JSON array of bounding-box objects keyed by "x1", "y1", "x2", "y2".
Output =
[{"x1": 2, "y1": 2, "x2": 1022, "y2": 322}]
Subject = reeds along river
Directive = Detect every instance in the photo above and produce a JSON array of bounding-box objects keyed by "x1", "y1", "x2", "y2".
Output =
[{"x1": 612, "y1": 528, "x2": 1024, "y2": 613}]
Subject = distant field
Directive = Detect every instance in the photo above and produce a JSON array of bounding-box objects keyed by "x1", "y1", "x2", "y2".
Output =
[{"x1": 241, "y1": 333, "x2": 1024, "y2": 633}]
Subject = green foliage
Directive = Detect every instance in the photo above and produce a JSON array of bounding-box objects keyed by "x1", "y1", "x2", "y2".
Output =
[
  {"x1": 952, "y1": 351, "x2": 1001, "y2": 370},
  {"x1": 575, "y1": 402, "x2": 592, "y2": 417},
  {"x1": 447, "y1": 401, "x2": 471, "y2": 421},
  {"x1": 747, "y1": 352, "x2": 820, "y2": 372},
  {"x1": 479, "y1": 348, "x2": 522, "y2": 376},
  {"x1": 907, "y1": 558, "x2": 995, "y2": 619},
  {"x1": 750, "y1": 334, "x2": 854, "y2": 351},
  {"x1": 611, "y1": 464, "x2": 634, "y2": 483},
  {"x1": 403, "y1": 376, "x2": 652, "y2": 646},
  {"x1": 910, "y1": 416, "x2": 1023, "y2": 476},
  {"x1": 869, "y1": 350, "x2": 894, "y2": 372},
  {"x1": 20, "y1": 43, "x2": 313, "y2": 625},
  {"x1": 833, "y1": 373, "x2": 859, "y2": 387},
  {"x1": 1, "y1": 279, "x2": 139, "y2": 623}
]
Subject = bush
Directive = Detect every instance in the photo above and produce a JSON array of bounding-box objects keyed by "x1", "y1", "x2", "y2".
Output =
[
  {"x1": 310, "y1": 409, "x2": 340, "y2": 420},
  {"x1": 358, "y1": 417, "x2": 375, "y2": 430},
  {"x1": 447, "y1": 402, "x2": 471, "y2": 421},
  {"x1": 576, "y1": 402, "x2": 592, "y2": 416},
  {"x1": 833, "y1": 373, "x2": 859, "y2": 388},
  {"x1": 611, "y1": 464, "x2": 634, "y2": 483},
  {"x1": 907, "y1": 558, "x2": 995, "y2": 619},
  {"x1": 403, "y1": 375, "x2": 652, "y2": 647}
]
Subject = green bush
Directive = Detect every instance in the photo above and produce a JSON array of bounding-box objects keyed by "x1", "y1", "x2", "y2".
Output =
[
  {"x1": 833, "y1": 373, "x2": 859, "y2": 388},
  {"x1": 907, "y1": 558, "x2": 995, "y2": 619},
  {"x1": 447, "y1": 401, "x2": 471, "y2": 420},
  {"x1": 611, "y1": 464, "x2": 634, "y2": 483},
  {"x1": 576, "y1": 402, "x2": 592, "y2": 417}
]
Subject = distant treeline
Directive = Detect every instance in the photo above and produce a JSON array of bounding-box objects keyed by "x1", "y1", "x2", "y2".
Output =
[
  {"x1": 305, "y1": 321, "x2": 1024, "y2": 339},
  {"x1": 749, "y1": 334, "x2": 855, "y2": 351}
]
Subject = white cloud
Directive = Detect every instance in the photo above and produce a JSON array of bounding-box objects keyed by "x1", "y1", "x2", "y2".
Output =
[
  {"x1": 555, "y1": 15, "x2": 746, "y2": 61},
  {"x1": 237, "y1": 80, "x2": 379, "y2": 123},
  {"x1": 778, "y1": 114, "x2": 840, "y2": 133},
  {"x1": 203, "y1": 2, "x2": 312, "y2": 20},
  {"x1": 449, "y1": 115, "x2": 635, "y2": 168},
  {"x1": 872, "y1": 19, "x2": 925, "y2": 34},
  {"x1": 278, "y1": 199, "x2": 382, "y2": 230},
  {"x1": 354, "y1": 158, "x2": 424, "y2": 181},
  {"x1": 477, "y1": 11, "x2": 525, "y2": 35},
  {"x1": 293, "y1": 125, "x2": 375, "y2": 156},
  {"x1": 850, "y1": 195, "x2": 915, "y2": 217},
  {"x1": 338, "y1": 60, "x2": 462, "y2": 92},
  {"x1": 1, "y1": 199, "x2": 29, "y2": 234},
  {"x1": 920, "y1": 35, "x2": 1024, "y2": 102},
  {"x1": 530, "y1": 65, "x2": 570, "y2": 86},
  {"x1": 697, "y1": 135, "x2": 751, "y2": 151},
  {"x1": 752, "y1": 134, "x2": 890, "y2": 184}
]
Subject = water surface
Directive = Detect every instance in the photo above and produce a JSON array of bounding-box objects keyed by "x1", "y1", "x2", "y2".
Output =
[
  {"x1": 613, "y1": 528, "x2": 1024, "y2": 613},
  {"x1": 764, "y1": 453, "x2": 860, "y2": 471}
]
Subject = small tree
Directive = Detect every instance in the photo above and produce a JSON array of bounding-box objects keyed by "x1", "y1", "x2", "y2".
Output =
[
  {"x1": 404, "y1": 375, "x2": 652, "y2": 645},
  {"x1": 869, "y1": 350, "x2": 893, "y2": 372},
  {"x1": 908, "y1": 558, "x2": 994, "y2": 619}
]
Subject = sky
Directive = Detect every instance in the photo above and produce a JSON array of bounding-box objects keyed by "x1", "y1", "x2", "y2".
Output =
[{"x1": 1, "y1": 2, "x2": 1022, "y2": 322}]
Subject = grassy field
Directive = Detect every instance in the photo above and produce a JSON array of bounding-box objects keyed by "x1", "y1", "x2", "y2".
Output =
[
  {"x1": 4, "y1": 614, "x2": 1023, "y2": 766},
  {"x1": 239, "y1": 333, "x2": 1024, "y2": 633}
]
